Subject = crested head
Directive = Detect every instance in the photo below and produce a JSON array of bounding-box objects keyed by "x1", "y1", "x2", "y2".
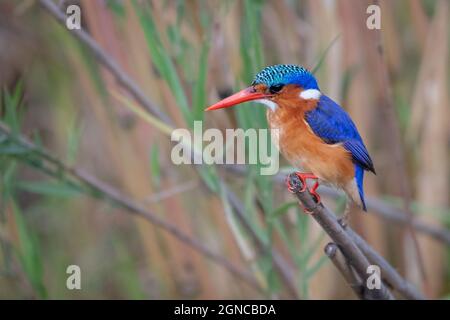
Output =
[
  {"x1": 205, "y1": 64, "x2": 321, "y2": 113},
  {"x1": 252, "y1": 64, "x2": 319, "y2": 90}
]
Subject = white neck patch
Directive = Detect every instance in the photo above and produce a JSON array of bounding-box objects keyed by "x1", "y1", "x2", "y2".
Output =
[
  {"x1": 300, "y1": 89, "x2": 321, "y2": 100},
  {"x1": 255, "y1": 99, "x2": 278, "y2": 111}
]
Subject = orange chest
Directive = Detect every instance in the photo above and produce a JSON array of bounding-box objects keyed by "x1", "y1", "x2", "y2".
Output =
[
  {"x1": 267, "y1": 107, "x2": 320, "y2": 164},
  {"x1": 267, "y1": 106, "x2": 354, "y2": 184}
]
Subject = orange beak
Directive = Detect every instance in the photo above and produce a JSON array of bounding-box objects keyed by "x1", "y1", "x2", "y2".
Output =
[{"x1": 205, "y1": 87, "x2": 269, "y2": 111}]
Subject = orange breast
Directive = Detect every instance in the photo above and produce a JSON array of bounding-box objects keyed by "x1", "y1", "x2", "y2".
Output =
[{"x1": 267, "y1": 89, "x2": 355, "y2": 188}]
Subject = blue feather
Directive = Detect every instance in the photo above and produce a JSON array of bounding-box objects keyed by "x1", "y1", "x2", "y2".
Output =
[
  {"x1": 354, "y1": 164, "x2": 367, "y2": 211},
  {"x1": 305, "y1": 95, "x2": 375, "y2": 210},
  {"x1": 305, "y1": 95, "x2": 375, "y2": 173},
  {"x1": 343, "y1": 140, "x2": 375, "y2": 173}
]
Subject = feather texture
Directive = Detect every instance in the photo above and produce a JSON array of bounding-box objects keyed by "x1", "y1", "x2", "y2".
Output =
[
  {"x1": 304, "y1": 95, "x2": 375, "y2": 174},
  {"x1": 354, "y1": 164, "x2": 367, "y2": 211},
  {"x1": 303, "y1": 95, "x2": 374, "y2": 210}
]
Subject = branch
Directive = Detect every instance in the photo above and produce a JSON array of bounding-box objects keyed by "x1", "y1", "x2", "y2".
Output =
[
  {"x1": 224, "y1": 165, "x2": 450, "y2": 246},
  {"x1": 345, "y1": 228, "x2": 425, "y2": 299},
  {"x1": 0, "y1": 122, "x2": 264, "y2": 295},
  {"x1": 38, "y1": 0, "x2": 447, "y2": 296},
  {"x1": 39, "y1": 0, "x2": 447, "y2": 297},
  {"x1": 321, "y1": 184, "x2": 450, "y2": 246},
  {"x1": 288, "y1": 173, "x2": 403, "y2": 300},
  {"x1": 37, "y1": 0, "x2": 299, "y2": 298},
  {"x1": 324, "y1": 242, "x2": 366, "y2": 299},
  {"x1": 39, "y1": 0, "x2": 173, "y2": 125},
  {"x1": 223, "y1": 185, "x2": 298, "y2": 297},
  {"x1": 257, "y1": 168, "x2": 450, "y2": 246}
]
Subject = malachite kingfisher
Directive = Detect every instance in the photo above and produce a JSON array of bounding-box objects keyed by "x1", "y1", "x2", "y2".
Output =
[{"x1": 206, "y1": 64, "x2": 375, "y2": 212}]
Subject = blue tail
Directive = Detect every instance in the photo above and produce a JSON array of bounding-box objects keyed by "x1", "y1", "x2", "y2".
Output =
[{"x1": 355, "y1": 164, "x2": 367, "y2": 211}]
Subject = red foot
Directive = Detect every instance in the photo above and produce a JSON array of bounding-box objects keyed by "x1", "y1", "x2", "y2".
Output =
[
  {"x1": 286, "y1": 172, "x2": 321, "y2": 214},
  {"x1": 309, "y1": 181, "x2": 321, "y2": 204},
  {"x1": 298, "y1": 201, "x2": 314, "y2": 214},
  {"x1": 286, "y1": 172, "x2": 318, "y2": 193}
]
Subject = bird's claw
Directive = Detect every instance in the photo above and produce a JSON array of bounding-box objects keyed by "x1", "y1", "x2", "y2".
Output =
[
  {"x1": 309, "y1": 188, "x2": 321, "y2": 204},
  {"x1": 299, "y1": 202, "x2": 314, "y2": 214},
  {"x1": 286, "y1": 172, "x2": 321, "y2": 214},
  {"x1": 286, "y1": 172, "x2": 307, "y2": 194}
]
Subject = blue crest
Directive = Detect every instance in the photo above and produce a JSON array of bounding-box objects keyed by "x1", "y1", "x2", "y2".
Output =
[{"x1": 252, "y1": 64, "x2": 319, "y2": 90}]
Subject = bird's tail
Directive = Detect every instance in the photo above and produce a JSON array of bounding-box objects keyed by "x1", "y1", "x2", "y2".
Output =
[{"x1": 354, "y1": 165, "x2": 367, "y2": 211}]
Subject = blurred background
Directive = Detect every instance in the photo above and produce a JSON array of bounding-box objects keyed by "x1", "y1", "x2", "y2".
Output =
[{"x1": 0, "y1": 0, "x2": 448, "y2": 299}]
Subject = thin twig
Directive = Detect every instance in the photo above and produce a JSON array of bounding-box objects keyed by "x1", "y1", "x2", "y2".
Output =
[
  {"x1": 0, "y1": 122, "x2": 264, "y2": 294},
  {"x1": 38, "y1": 0, "x2": 450, "y2": 253},
  {"x1": 37, "y1": 0, "x2": 299, "y2": 297},
  {"x1": 38, "y1": 0, "x2": 446, "y2": 297},
  {"x1": 224, "y1": 184, "x2": 299, "y2": 297},
  {"x1": 321, "y1": 185, "x2": 450, "y2": 246},
  {"x1": 143, "y1": 180, "x2": 198, "y2": 204},
  {"x1": 289, "y1": 172, "x2": 426, "y2": 299},
  {"x1": 39, "y1": 0, "x2": 173, "y2": 125},
  {"x1": 324, "y1": 242, "x2": 365, "y2": 299},
  {"x1": 225, "y1": 165, "x2": 450, "y2": 246},
  {"x1": 345, "y1": 228, "x2": 425, "y2": 300},
  {"x1": 31, "y1": 0, "x2": 447, "y2": 298},
  {"x1": 288, "y1": 173, "x2": 395, "y2": 300}
]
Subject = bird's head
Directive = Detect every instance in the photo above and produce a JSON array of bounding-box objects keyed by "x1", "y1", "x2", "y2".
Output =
[{"x1": 206, "y1": 64, "x2": 320, "y2": 111}]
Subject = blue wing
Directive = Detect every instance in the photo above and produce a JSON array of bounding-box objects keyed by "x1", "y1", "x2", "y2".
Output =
[{"x1": 304, "y1": 95, "x2": 375, "y2": 174}]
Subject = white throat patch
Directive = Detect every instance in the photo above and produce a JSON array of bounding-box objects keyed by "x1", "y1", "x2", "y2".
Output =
[
  {"x1": 255, "y1": 99, "x2": 278, "y2": 111},
  {"x1": 300, "y1": 89, "x2": 321, "y2": 100}
]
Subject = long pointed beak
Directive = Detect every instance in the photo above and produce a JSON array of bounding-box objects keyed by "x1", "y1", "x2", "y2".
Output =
[{"x1": 205, "y1": 87, "x2": 269, "y2": 111}]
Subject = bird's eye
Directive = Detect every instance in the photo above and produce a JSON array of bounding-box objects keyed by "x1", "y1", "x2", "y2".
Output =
[{"x1": 269, "y1": 84, "x2": 284, "y2": 94}]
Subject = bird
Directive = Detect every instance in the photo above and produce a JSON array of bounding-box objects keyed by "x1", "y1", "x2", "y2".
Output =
[{"x1": 206, "y1": 64, "x2": 375, "y2": 217}]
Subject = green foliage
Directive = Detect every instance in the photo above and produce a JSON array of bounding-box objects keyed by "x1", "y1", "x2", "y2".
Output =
[
  {"x1": 0, "y1": 85, "x2": 86, "y2": 298},
  {"x1": 312, "y1": 35, "x2": 341, "y2": 74},
  {"x1": 192, "y1": 42, "x2": 210, "y2": 122},
  {"x1": 132, "y1": 0, "x2": 193, "y2": 126},
  {"x1": 2, "y1": 81, "x2": 24, "y2": 134},
  {"x1": 0, "y1": 2, "x2": 337, "y2": 298},
  {"x1": 11, "y1": 201, "x2": 47, "y2": 298},
  {"x1": 65, "y1": 118, "x2": 83, "y2": 165},
  {"x1": 16, "y1": 180, "x2": 81, "y2": 198},
  {"x1": 106, "y1": 0, "x2": 126, "y2": 18},
  {"x1": 3, "y1": 0, "x2": 447, "y2": 299}
]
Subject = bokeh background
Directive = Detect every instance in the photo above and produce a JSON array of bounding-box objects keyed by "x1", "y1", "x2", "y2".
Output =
[{"x1": 0, "y1": 0, "x2": 448, "y2": 299}]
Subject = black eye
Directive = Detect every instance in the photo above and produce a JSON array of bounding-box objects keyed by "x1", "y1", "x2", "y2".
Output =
[{"x1": 269, "y1": 84, "x2": 284, "y2": 94}]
